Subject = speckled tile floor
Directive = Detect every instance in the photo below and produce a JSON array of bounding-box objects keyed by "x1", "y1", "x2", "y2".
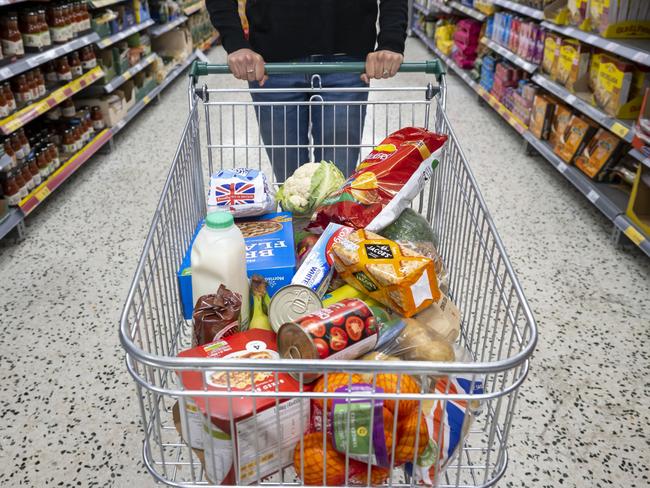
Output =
[{"x1": 0, "y1": 39, "x2": 649, "y2": 487}]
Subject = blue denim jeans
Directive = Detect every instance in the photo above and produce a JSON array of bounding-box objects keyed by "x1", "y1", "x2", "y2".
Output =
[{"x1": 250, "y1": 55, "x2": 368, "y2": 180}]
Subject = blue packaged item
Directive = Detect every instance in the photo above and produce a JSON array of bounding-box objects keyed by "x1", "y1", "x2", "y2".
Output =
[{"x1": 177, "y1": 212, "x2": 296, "y2": 319}]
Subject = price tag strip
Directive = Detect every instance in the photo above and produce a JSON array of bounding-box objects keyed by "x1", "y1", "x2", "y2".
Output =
[{"x1": 0, "y1": 66, "x2": 105, "y2": 135}]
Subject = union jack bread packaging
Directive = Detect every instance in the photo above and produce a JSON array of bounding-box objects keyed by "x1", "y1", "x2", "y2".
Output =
[{"x1": 207, "y1": 168, "x2": 276, "y2": 217}]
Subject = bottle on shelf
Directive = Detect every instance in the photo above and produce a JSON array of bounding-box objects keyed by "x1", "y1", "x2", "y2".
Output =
[
  {"x1": 13, "y1": 74, "x2": 31, "y2": 107},
  {"x1": 35, "y1": 68, "x2": 46, "y2": 97},
  {"x1": 26, "y1": 154, "x2": 41, "y2": 187},
  {"x1": 0, "y1": 87, "x2": 8, "y2": 118},
  {"x1": 14, "y1": 165, "x2": 28, "y2": 198},
  {"x1": 20, "y1": 11, "x2": 43, "y2": 52},
  {"x1": 48, "y1": 5, "x2": 68, "y2": 44},
  {"x1": 47, "y1": 142, "x2": 60, "y2": 169},
  {"x1": 4, "y1": 139, "x2": 16, "y2": 168},
  {"x1": 10, "y1": 133, "x2": 23, "y2": 161},
  {"x1": 3, "y1": 83, "x2": 15, "y2": 114},
  {"x1": 21, "y1": 159, "x2": 34, "y2": 190},
  {"x1": 91, "y1": 106, "x2": 104, "y2": 131},
  {"x1": 36, "y1": 149, "x2": 49, "y2": 178},
  {"x1": 61, "y1": 98, "x2": 75, "y2": 118},
  {"x1": 1, "y1": 169, "x2": 20, "y2": 205},
  {"x1": 56, "y1": 56, "x2": 72, "y2": 82},
  {"x1": 69, "y1": 51, "x2": 82, "y2": 78},
  {"x1": 78, "y1": 2, "x2": 91, "y2": 33},
  {"x1": 62, "y1": 4, "x2": 74, "y2": 41},
  {"x1": 37, "y1": 9, "x2": 51, "y2": 49},
  {"x1": 43, "y1": 61, "x2": 58, "y2": 85},
  {"x1": 80, "y1": 46, "x2": 97, "y2": 71},
  {"x1": 1, "y1": 13, "x2": 25, "y2": 58},
  {"x1": 18, "y1": 128, "x2": 30, "y2": 155},
  {"x1": 25, "y1": 71, "x2": 38, "y2": 101}
]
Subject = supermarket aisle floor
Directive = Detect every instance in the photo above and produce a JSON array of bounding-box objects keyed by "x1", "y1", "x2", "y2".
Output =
[{"x1": 0, "y1": 39, "x2": 649, "y2": 487}]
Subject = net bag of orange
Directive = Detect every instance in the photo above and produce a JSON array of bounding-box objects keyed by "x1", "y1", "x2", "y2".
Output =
[{"x1": 309, "y1": 127, "x2": 447, "y2": 233}]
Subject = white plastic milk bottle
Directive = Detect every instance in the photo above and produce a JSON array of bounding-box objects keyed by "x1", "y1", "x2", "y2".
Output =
[{"x1": 191, "y1": 211, "x2": 250, "y2": 327}]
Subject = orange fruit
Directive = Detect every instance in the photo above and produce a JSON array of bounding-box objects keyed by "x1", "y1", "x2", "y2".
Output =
[
  {"x1": 294, "y1": 432, "x2": 347, "y2": 486},
  {"x1": 372, "y1": 373, "x2": 421, "y2": 418},
  {"x1": 352, "y1": 466, "x2": 391, "y2": 486},
  {"x1": 312, "y1": 372, "x2": 363, "y2": 411},
  {"x1": 394, "y1": 411, "x2": 429, "y2": 464}
]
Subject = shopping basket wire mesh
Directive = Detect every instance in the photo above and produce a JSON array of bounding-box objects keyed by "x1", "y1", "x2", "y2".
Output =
[{"x1": 120, "y1": 60, "x2": 537, "y2": 487}]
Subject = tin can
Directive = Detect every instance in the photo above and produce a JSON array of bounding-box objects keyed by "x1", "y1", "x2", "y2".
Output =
[
  {"x1": 277, "y1": 298, "x2": 380, "y2": 382},
  {"x1": 268, "y1": 284, "x2": 322, "y2": 333}
]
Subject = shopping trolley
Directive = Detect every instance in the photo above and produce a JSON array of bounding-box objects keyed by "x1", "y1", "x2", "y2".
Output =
[{"x1": 119, "y1": 60, "x2": 537, "y2": 487}]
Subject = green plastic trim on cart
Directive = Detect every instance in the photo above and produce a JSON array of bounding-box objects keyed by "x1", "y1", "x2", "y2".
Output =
[{"x1": 189, "y1": 60, "x2": 445, "y2": 84}]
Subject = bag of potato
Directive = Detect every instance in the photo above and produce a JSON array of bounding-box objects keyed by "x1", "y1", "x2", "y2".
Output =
[{"x1": 330, "y1": 228, "x2": 441, "y2": 317}]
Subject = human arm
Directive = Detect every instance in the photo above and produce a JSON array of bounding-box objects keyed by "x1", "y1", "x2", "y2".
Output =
[{"x1": 362, "y1": 0, "x2": 408, "y2": 83}]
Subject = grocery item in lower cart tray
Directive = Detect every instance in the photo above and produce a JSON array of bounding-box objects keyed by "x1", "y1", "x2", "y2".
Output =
[
  {"x1": 207, "y1": 168, "x2": 275, "y2": 217},
  {"x1": 177, "y1": 329, "x2": 310, "y2": 485},
  {"x1": 177, "y1": 212, "x2": 296, "y2": 319},
  {"x1": 330, "y1": 229, "x2": 441, "y2": 317}
]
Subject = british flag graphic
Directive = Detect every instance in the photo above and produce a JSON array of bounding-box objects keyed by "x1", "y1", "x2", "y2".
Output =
[{"x1": 214, "y1": 181, "x2": 257, "y2": 206}]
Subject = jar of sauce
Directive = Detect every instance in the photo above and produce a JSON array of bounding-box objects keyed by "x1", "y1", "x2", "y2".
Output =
[
  {"x1": 18, "y1": 128, "x2": 30, "y2": 155},
  {"x1": 25, "y1": 71, "x2": 38, "y2": 100},
  {"x1": 46, "y1": 105, "x2": 62, "y2": 121},
  {"x1": 1, "y1": 169, "x2": 20, "y2": 205},
  {"x1": 11, "y1": 133, "x2": 24, "y2": 161},
  {"x1": 69, "y1": 51, "x2": 82, "y2": 78},
  {"x1": 36, "y1": 150, "x2": 49, "y2": 178},
  {"x1": 79, "y1": 2, "x2": 91, "y2": 32},
  {"x1": 91, "y1": 106, "x2": 105, "y2": 130},
  {"x1": 0, "y1": 88, "x2": 8, "y2": 118},
  {"x1": 47, "y1": 142, "x2": 60, "y2": 169},
  {"x1": 80, "y1": 46, "x2": 97, "y2": 70},
  {"x1": 57, "y1": 56, "x2": 72, "y2": 82},
  {"x1": 1, "y1": 13, "x2": 25, "y2": 57},
  {"x1": 13, "y1": 74, "x2": 31, "y2": 106},
  {"x1": 61, "y1": 98, "x2": 75, "y2": 118},
  {"x1": 21, "y1": 160, "x2": 34, "y2": 190},
  {"x1": 43, "y1": 61, "x2": 58, "y2": 85},
  {"x1": 27, "y1": 155, "x2": 41, "y2": 186},
  {"x1": 49, "y1": 6, "x2": 67, "y2": 44},
  {"x1": 62, "y1": 129, "x2": 75, "y2": 154},
  {"x1": 3, "y1": 83, "x2": 16, "y2": 113},
  {"x1": 38, "y1": 10, "x2": 51, "y2": 48},
  {"x1": 62, "y1": 4, "x2": 73, "y2": 41},
  {"x1": 4, "y1": 139, "x2": 16, "y2": 169},
  {"x1": 35, "y1": 68, "x2": 46, "y2": 97},
  {"x1": 21, "y1": 11, "x2": 42, "y2": 51}
]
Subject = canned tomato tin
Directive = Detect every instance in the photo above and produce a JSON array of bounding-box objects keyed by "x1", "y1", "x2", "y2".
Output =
[
  {"x1": 277, "y1": 298, "x2": 380, "y2": 382},
  {"x1": 268, "y1": 284, "x2": 323, "y2": 333}
]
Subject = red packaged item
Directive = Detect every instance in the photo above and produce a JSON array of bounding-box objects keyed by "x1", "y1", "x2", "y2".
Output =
[
  {"x1": 177, "y1": 330, "x2": 310, "y2": 485},
  {"x1": 310, "y1": 127, "x2": 448, "y2": 233}
]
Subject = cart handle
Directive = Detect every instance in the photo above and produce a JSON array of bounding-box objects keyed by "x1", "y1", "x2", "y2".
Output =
[{"x1": 189, "y1": 60, "x2": 445, "y2": 84}]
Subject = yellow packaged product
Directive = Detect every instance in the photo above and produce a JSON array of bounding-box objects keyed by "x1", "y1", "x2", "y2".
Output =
[
  {"x1": 589, "y1": 52, "x2": 603, "y2": 93},
  {"x1": 542, "y1": 34, "x2": 562, "y2": 80},
  {"x1": 529, "y1": 94, "x2": 556, "y2": 140},
  {"x1": 557, "y1": 39, "x2": 590, "y2": 91},
  {"x1": 549, "y1": 104, "x2": 573, "y2": 149},
  {"x1": 594, "y1": 54, "x2": 634, "y2": 117},
  {"x1": 574, "y1": 129, "x2": 622, "y2": 179},
  {"x1": 553, "y1": 115, "x2": 597, "y2": 163},
  {"x1": 330, "y1": 229, "x2": 441, "y2": 317}
]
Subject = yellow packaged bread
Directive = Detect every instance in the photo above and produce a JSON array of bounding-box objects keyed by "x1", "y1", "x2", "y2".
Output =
[{"x1": 330, "y1": 229, "x2": 441, "y2": 317}]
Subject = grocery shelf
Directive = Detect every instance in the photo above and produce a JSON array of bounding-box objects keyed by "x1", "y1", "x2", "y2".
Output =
[
  {"x1": 532, "y1": 73, "x2": 634, "y2": 143},
  {"x1": 0, "y1": 66, "x2": 105, "y2": 136},
  {"x1": 476, "y1": 85, "x2": 528, "y2": 134},
  {"x1": 100, "y1": 53, "x2": 157, "y2": 93},
  {"x1": 449, "y1": 1, "x2": 486, "y2": 21},
  {"x1": 0, "y1": 208, "x2": 24, "y2": 241},
  {"x1": 481, "y1": 37, "x2": 538, "y2": 73},
  {"x1": 111, "y1": 51, "x2": 198, "y2": 135},
  {"x1": 96, "y1": 19, "x2": 156, "y2": 49},
  {"x1": 150, "y1": 15, "x2": 189, "y2": 37},
  {"x1": 414, "y1": 1, "x2": 452, "y2": 15},
  {"x1": 19, "y1": 129, "x2": 112, "y2": 215},
  {"x1": 492, "y1": 0, "x2": 544, "y2": 20},
  {"x1": 524, "y1": 132, "x2": 650, "y2": 256},
  {"x1": 88, "y1": 0, "x2": 127, "y2": 8},
  {"x1": 630, "y1": 148, "x2": 650, "y2": 170},
  {"x1": 0, "y1": 32, "x2": 100, "y2": 83},
  {"x1": 541, "y1": 21, "x2": 650, "y2": 68},
  {"x1": 182, "y1": 0, "x2": 205, "y2": 16}
]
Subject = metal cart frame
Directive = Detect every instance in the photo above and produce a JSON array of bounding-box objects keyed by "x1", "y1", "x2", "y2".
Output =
[{"x1": 120, "y1": 60, "x2": 537, "y2": 487}]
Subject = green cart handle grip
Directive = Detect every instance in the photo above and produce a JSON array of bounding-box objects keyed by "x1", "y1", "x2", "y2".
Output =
[{"x1": 190, "y1": 60, "x2": 445, "y2": 84}]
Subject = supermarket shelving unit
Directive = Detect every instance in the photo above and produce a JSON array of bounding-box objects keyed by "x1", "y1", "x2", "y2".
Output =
[
  {"x1": 491, "y1": 0, "x2": 543, "y2": 20},
  {"x1": 414, "y1": 1, "x2": 453, "y2": 15},
  {"x1": 0, "y1": 6, "x2": 219, "y2": 241},
  {"x1": 480, "y1": 37, "x2": 538, "y2": 73},
  {"x1": 412, "y1": 17, "x2": 650, "y2": 256},
  {"x1": 448, "y1": 0, "x2": 486, "y2": 21}
]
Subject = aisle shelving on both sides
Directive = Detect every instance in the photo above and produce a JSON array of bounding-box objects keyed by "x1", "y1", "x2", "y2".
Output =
[
  {"x1": 412, "y1": 26, "x2": 650, "y2": 257},
  {"x1": 0, "y1": 31, "x2": 219, "y2": 240}
]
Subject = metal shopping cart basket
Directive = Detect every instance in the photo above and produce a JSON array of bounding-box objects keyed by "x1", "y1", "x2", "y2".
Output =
[{"x1": 119, "y1": 60, "x2": 537, "y2": 487}]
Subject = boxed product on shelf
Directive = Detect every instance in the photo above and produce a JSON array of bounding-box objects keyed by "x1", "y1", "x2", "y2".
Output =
[
  {"x1": 529, "y1": 94, "x2": 557, "y2": 139},
  {"x1": 593, "y1": 54, "x2": 635, "y2": 117},
  {"x1": 633, "y1": 88, "x2": 650, "y2": 154},
  {"x1": 553, "y1": 114, "x2": 598, "y2": 163},
  {"x1": 76, "y1": 91, "x2": 128, "y2": 127},
  {"x1": 152, "y1": 27, "x2": 193, "y2": 63},
  {"x1": 112, "y1": 43, "x2": 131, "y2": 74},
  {"x1": 574, "y1": 128, "x2": 623, "y2": 179},
  {"x1": 557, "y1": 39, "x2": 590, "y2": 92},
  {"x1": 542, "y1": 34, "x2": 562, "y2": 80},
  {"x1": 435, "y1": 21, "x2": 456, "y2": 56},
  {"x1": 98, "y1": 49, "x2": 117, "y2": 82},
  {"x1": 480, "y1": 54, "x2": 496, "y2": 91},
  {"x1": 133, "y1": 65, "x2": 157, "y2": 101},
  {"x1": 588, "y1": 0, "x2": 650, "y2": 38},
  {"x1": 588, "y1": 51, "x2": 603, "y2": 93},
  {"x1": 627, "y1": 164, "x2": 650, "y2": 235},
  {"x1": 549, "y1": 103, "x2": 573, "y2": 149},
  {"x1": 568, "y1": 0, "x2": 590, "y2": 30},
  {"x1": 92, "y1": 10, "x2": 118, "y2": 38},
  {"x1": 132, "y1": 0, "x2": 152, "y2": 23}
]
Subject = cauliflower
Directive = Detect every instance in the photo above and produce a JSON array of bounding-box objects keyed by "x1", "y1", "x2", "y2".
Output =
[{"x1": 277, "y1": 161, "x2": 345, "y2": 217}]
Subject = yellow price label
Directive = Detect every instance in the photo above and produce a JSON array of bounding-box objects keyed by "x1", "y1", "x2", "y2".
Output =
[
  {"x1": 34, "y1": 186, "x2": 51, "y2": 202},
  {"x1": 143, "y1": 95, "x2": 151, "y2": 104},
  {"x1": 610, "y1": 122, "x2": 629, "y2": 139},
  {"x1": 624, "y1": 225, "x2": 645, "y2": 246}
]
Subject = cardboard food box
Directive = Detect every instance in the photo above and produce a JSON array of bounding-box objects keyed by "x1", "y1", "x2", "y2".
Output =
[
  {"x1": 542, "y1": 34, "x2": 562, "y2": 80},
  {"x1": 97, "y1": 49, "x2": 116, "y2": 82},
  {"x1": 152, "y1": 27, "x2": 193, "y2": 62},
  {"x1": 529, "y1": 94, "x2": 556, "y2": 140},
  {"x1": 594, "y1": 54, "x2": 635, "y2": 117},
  {"x1": 627, "y1": 164, "x2": 650, "y2": 236},
  {"x1": 574, "y1": 128, "x2": 623, "y2": 179},
  {"x1": 557, "y1": 39, "x2": 591, "y2": 92},
  {"x1": 177, "y1": 330, "x2": 310, "y2": 485},
  {"x1": 589, "y1": 51, "x2": 603, "y2": 93},
  {"x1": 553, "y1": 114, "x2": 598, "y2": 163},
  {"x1": 549, "y1": 104, "x2": 573, "y2": 149},
  {"x1": 633, "y1": 87, "x2": 650, "y2": 154},
  {"x1": 76, "y1": 91, "x2": 128, "y2": 127},
  {"x1": 177, "y1": 212, "x2": 296, "y2": 319}
]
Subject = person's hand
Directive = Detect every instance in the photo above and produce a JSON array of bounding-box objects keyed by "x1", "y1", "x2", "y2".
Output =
[
  {"x1": 228, "y1": 48, "x2": 268, "y2": 86},
  {"x1": 361, "y1": 50, "x2": 404, "y2": 84}
]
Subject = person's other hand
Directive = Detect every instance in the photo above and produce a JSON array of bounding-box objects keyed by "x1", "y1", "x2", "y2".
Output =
[
  {"x1": 361, "y1": 50, "x2": 404, "y2": 84},
  {"x1": 228, "y1": 48, "x2": 268, "y2": 86}
]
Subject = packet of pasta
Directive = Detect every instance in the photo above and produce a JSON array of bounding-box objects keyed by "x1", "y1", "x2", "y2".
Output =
[
  {"x1": 330, "y1": 229, "x2": 441, "y2": 317},
  {"x1": 309, "y1": 127, "x2": 448, "y2": 233}
]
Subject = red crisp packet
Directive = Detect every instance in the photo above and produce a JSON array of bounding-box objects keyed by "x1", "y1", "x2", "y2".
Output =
[{"x1": 309, "y1": 127, "x2": 448, "y2": 232}]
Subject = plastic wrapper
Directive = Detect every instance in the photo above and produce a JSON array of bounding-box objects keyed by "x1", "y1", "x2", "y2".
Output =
[
  {"x1": 310, "y1": 127, "x2": 448, "y2": 233},
  {"x1": 330, "y1": 228, "x2": 441, "y2": 317},
  {"x1": 192, "y1": 285, "x2": 242, "y2": 346},
  {"x1": 378, "y1": 208, "x2": 449, "y2": 293},
  {"x1": 207, "y1": 168, "x2": 275, "y2": 217}
]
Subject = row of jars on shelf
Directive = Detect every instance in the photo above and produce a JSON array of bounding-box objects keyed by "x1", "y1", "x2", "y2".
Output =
[
  {"x1": 1, "y1": 104, "x2": 106, "y2": 205},
  {"x1": 0, "y1": 47, "x2": 97, "y2": 119},
  {"x1": 0, "y1": 2, "x2": 92, "y2": 58}
]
